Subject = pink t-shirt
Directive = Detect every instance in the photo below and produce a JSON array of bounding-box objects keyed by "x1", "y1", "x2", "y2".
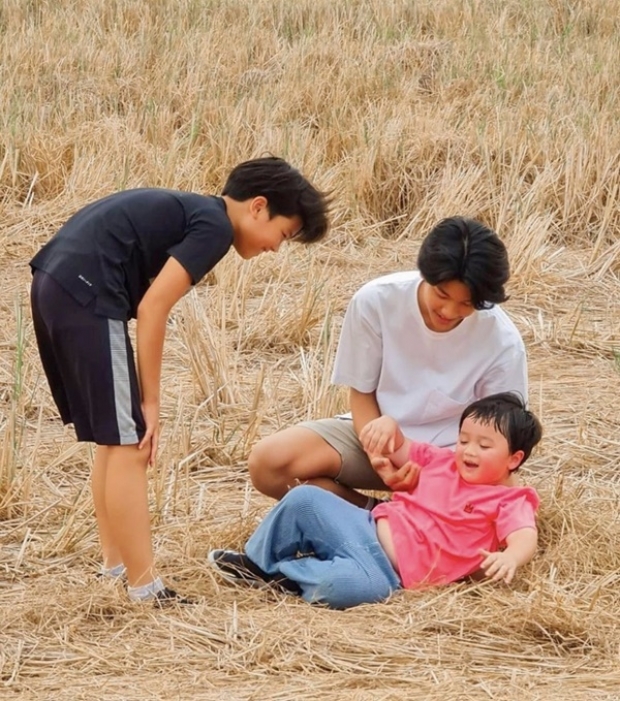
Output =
[{"x1": 372, "y1": 442, "x2": 539, "y2": 589}]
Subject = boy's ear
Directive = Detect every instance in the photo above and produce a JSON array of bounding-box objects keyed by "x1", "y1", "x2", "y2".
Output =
[
  {"x1": 507, "y1": 450, "x2": 524, "y2": 472},
  {"x1": 249, "y1": 195, "x2": 268, "y2": 217}
]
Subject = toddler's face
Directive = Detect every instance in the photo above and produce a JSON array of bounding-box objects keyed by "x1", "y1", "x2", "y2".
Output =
[{"x1": 454, "y1": 416, "x2": 523, "y2": 486}]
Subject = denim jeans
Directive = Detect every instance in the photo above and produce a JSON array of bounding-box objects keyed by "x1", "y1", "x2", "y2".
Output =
[{"x1": 245, "y1": 485, "x2": 401, "y2": 609}]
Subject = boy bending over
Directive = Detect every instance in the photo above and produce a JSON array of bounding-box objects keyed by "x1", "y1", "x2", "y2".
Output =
[
  {"x1": 30, "y1": 157, "x2": 330, "y2": 605},
  {"x1": 209, "y1": 392, "x2": 542, "y2": 609}
]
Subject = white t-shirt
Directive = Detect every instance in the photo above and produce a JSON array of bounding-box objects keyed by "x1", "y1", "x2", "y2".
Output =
[{"x1": 332, "y1": 271, "x2": 528, "y2": 448}]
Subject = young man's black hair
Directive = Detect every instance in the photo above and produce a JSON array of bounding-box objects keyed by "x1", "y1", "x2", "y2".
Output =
[
  {"x1": 459, "y1": 392, "x2": 543, "y2": 467},
  {"x1": 222, "y1": 156, "x2": 330, "y2": 244},
  {"x1": 417, "y1": 216, "x2": 510, "y2": 309}
]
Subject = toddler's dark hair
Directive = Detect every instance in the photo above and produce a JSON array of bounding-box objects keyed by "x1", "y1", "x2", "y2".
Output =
[{"x1": 459, "y1": 392, "x2": 543, "y2": 468}]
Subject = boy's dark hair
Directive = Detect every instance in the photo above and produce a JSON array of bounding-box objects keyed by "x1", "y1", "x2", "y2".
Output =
[
  {"x1": 417, "y1": 216, "x2": 510, "y2": 309},
  {"x1": 222, "y1": 156, "x2": 331, "y2": 244},
  {"x1": 459, "y1": 392, "x2": 543, "y2": 469}
]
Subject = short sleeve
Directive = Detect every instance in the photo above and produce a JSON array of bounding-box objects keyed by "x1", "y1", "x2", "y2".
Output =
[
  {"x1": 331, "y1": 282, "x2": 383, "y2": 392},
  {"x1": 168, "y1": 205, "x2": 233, "y2": 284},
  {"x1": 495, "y1": 488, "x2": 539, "y2": 542},
  {"x1": 476, "y1": 341, "x2": 528, "y2": 404},
  {"x1": 408, "y1": 441, "x2": 446, "y2": 468}
]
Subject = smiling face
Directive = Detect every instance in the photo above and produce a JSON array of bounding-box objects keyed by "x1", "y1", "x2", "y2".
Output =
[
  {"x1": 417, "y1": 279, "x2": 475, "y2": 332},
  {"x1": 455, "y1": 416, "x2": 524, "y2": 486},
  {"x1": 232, "y1": 196, "x2": 302, "y2": 259}
]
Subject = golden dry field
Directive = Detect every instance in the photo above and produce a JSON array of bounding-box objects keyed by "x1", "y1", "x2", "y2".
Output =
[{"x1": 2, "y1": 0, "x2": 620, "y2": 699}]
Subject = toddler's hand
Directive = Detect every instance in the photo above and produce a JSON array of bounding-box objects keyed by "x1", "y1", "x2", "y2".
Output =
[
  {"x1": 371, "y1": 457, "x2": 420, "y2": 492},
  {"x1": 479, "y1": 549, "x2": 519, "y2": 584}
]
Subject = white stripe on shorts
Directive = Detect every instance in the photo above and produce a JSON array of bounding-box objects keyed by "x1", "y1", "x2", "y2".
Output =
[{"x1": 108, "y1": 319, "x2": 139, "y2": 445}]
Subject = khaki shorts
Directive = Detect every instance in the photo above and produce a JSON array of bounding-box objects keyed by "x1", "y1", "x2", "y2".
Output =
[{"x1": 298, "y1": 417, "x2": 390, "y2": 491}]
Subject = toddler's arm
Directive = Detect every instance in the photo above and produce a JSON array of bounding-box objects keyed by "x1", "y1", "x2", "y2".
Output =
[
  {"x1": 479, "y1": 527, "x2": 537, "y2": 584},
  {"x1": 370, "y1": 455, "x2": 420, "y2": 492},
  {"x1": 361, "y1": 411, "x2": 422, "y2": 492},
  {"x1": 369, "y1": 433, "x2": 421, "y2": 491}
]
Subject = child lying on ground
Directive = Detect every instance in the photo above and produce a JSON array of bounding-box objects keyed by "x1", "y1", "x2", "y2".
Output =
[{"x1": 208, "y1": 392, "x2": 542, "y2": 609}]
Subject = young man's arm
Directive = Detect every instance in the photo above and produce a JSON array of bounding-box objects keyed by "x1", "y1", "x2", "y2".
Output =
[
  {"x1": 136, "y1": 257, "x2": 192, "y2": 465},
  {"x1": 351, "y1": 389, "x2": 421, "y2": 491},
  {"x1": 479, "y1": 526, "x2": 538, "y2": 584},
  {"x1": 352, "y1": 388, "x2": 401, "y2": 454},
  {"x1": 368, "y1": 431, "x2": 422, "y2": 492},
  {"x1": 350, "y1": 388, "x2": 381, "y2": 437}
]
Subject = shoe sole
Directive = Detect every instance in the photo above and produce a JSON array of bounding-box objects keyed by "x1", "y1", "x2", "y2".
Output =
[
  {"x1": 207, "y1": 551, "x2": 301, "y2": 596},
  {"x1": 207, "y1": 551, "x2": 267, "y2": 589}
]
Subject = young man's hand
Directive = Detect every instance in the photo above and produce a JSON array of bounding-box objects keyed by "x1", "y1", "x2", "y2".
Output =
[
  {"x1": 370, "y1": 456, "x2": 420, "y2": 492},
  {"x1": 479, "y1": 549, "x2": 520, "y2": 584},
  {"x1": 359, "y1": 415, "x2": 403, "y2": 455}
]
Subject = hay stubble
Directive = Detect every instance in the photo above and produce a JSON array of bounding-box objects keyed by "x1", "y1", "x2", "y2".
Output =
[{"x1": 2, "y1": 1, "x2": 620, "y2": 699}]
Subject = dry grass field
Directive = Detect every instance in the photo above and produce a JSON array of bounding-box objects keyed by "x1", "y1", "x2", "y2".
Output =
[{"x1": 2, "y1": 0, "x2": 620, "y2": 698}]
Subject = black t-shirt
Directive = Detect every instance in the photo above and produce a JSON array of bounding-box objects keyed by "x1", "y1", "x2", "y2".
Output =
[{"x1": 30, "y1": 189, "x2": 233, "y2": 320}]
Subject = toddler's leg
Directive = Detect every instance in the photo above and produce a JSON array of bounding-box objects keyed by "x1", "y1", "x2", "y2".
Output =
[
  {"x1": 279, "y1": 554, "x2": 398, "y2": 609},
  {"x1": 244, "y1": 485, "x2": 400, "y2": 608}
]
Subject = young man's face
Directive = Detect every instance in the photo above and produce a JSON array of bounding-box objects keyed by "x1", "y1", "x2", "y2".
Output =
[
  {"x1": 234, "y1": 197, "x2": 302, "y2": 259},
  {"x1": 454, "y1": 416, "x2": 523, "y2": 486},
  {"x1": 417, "y1": 279, "x2": 475, "y2": 332}
]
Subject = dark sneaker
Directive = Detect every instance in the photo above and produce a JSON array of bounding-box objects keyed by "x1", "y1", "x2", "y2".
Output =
[
  {"x1": 208, "y1": 549, "x2": 300, "y2": 595},
  {"x1": 153, "y1": 587, "x2": 194, "y2": 607}
]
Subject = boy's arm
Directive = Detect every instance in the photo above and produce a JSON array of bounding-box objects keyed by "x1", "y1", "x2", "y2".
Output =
[
  {"x1": 136, "y1": 257, "x2": 192, "y2": 465},
  {"x1": 479, "y1": 526, "x2": 538, "y2": 584}
]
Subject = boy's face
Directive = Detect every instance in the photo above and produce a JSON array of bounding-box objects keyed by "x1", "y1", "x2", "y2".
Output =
[
  {"x1": 234, "y1": 196, "x2": 302, "y2": 259},
  {"x1": 455, "y1": 416, "x2": 524, "y2": 486},
  {"x1": 417, "y1": 279, "x2": 475, "y2": 332}
]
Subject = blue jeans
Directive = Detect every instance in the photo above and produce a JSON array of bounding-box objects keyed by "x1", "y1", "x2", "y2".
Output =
[{"x1": 245, "y1": 485, "x2": 401, "y2": 609}]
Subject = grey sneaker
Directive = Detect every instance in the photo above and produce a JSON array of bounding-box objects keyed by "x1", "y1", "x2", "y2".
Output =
[{"x1": 208, "y1": 549, "x2": 300, "y2": 595}]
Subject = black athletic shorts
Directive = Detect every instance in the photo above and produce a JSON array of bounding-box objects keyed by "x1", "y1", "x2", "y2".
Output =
[{"x1": 30, "y1": 270, "x2": 146, "y2": 445}]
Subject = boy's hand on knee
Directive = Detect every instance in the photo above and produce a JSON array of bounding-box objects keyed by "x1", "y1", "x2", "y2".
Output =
[{"x1": 139, "y1": 400, "x2": 160, "y2": 466}]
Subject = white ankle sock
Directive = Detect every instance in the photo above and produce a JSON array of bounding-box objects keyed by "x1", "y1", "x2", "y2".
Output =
[
  {"x1": 100, "y1": 563, "x2": 126, "y2": 579},
  {"x1": 127, "y1": 577, "x2": 165, "y2": 601}
]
